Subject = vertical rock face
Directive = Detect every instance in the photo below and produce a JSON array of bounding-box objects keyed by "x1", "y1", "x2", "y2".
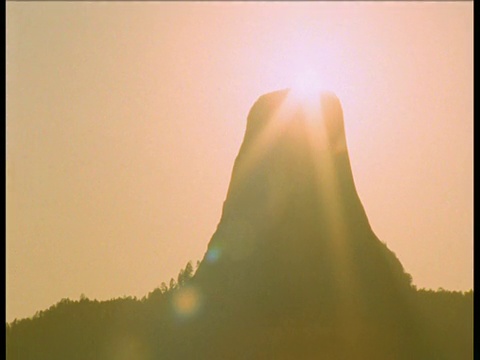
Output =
[{"x1": 194, "y1": 89, "x2": 413, "y2": 324}]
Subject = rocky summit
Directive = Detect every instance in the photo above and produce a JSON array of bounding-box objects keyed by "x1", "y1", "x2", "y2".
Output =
[{"x1": 186, "y1": 89, "x2": 421, "y2": 358}]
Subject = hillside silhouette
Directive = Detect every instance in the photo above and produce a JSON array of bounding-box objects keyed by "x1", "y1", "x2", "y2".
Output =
[{"x1": 6, "y1": 90, "x2": 473, "y2": 359}]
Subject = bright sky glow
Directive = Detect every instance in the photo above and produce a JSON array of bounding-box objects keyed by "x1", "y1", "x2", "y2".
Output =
[{"x1": 291, "y1": 68, "x2": 323, "y2": 100}]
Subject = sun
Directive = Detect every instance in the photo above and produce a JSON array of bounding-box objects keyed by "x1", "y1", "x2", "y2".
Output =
[
  {"x1": 290, "y1": 68, "x2": 323, "y2": 102},
  {"x1": 285, "y1": 68, "x2": 325, "y2": 125}
]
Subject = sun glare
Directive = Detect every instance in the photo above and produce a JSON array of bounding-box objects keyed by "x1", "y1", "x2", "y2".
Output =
[
  {"x1": 290, "y1": 69, "x2": 323, "y2": 101},
  {"x1": 285, "y1": 69, "x2": 325, "y2": 127}
]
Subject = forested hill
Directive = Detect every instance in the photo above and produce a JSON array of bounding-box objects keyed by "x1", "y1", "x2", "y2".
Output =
[{"x1": 5, "y1": 262, "x2": 473, "y2": 360}]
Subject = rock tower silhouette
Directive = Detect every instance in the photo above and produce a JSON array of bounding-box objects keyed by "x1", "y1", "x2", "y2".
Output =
[{"x1": 187, "y1": 89, "x2": 421, "y2": 358}]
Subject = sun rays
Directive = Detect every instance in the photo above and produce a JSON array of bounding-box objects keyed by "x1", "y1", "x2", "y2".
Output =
[
  {"x1": 227, "y1": 87, "x2": 360, "y2": 318},
  {"x1": 231, "y1": 86, "x2": 330, "y2": 189}
]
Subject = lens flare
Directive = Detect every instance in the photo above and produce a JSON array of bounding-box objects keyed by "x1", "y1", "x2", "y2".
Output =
[
  {"x1": 206, "y1": 247, "x2": 221, "y2": 263},
  {"x1": 105, "y1": 335, "x2": 151, "y2": 360},
  {"x1": 172, "y1": 286, "x2": 202, "y2": 318}
]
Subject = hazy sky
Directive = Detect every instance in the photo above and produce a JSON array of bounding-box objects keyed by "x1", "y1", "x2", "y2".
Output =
[{"x1": 6, "y1": 2, "x2": 473, "y2": 322}]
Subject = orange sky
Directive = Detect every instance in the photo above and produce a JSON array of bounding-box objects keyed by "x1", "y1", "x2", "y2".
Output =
[{"x1": 6, "y1": 2, "x2": 473, "y2": 322}]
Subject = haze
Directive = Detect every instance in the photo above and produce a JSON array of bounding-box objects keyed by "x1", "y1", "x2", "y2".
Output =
[{"x1": 6, "y1": 2, "x2": 473, "y2": 322}]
